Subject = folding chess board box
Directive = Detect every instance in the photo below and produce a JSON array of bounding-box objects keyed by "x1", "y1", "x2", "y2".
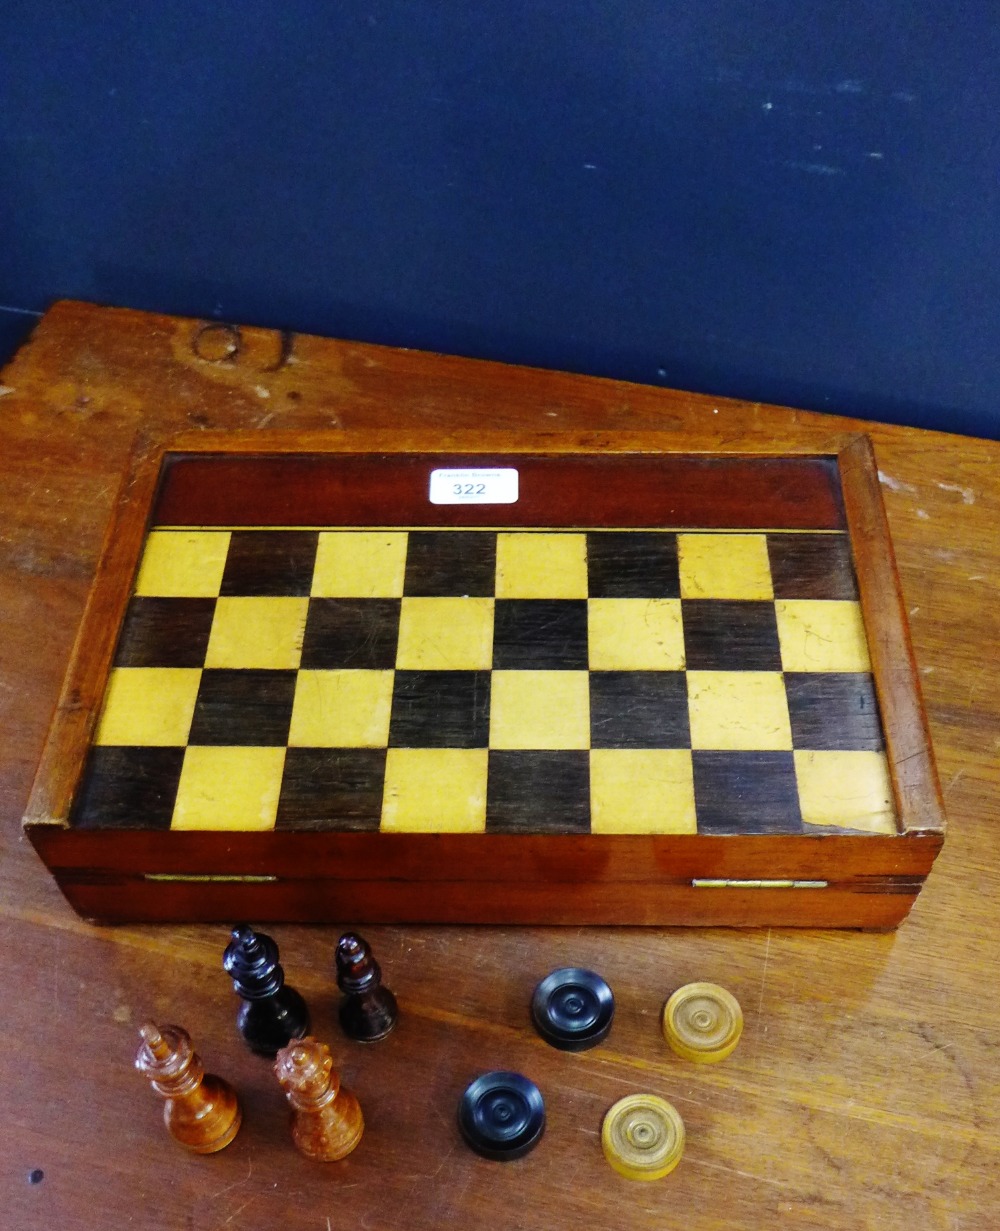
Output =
[{"x1": 24, "y1": 431, "x2": 945, "y2": 927}]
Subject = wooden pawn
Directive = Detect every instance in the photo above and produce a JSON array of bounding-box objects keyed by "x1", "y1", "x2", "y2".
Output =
[{"x1": 274, "y1": 1036, "x2": 364, "y2": 1161}]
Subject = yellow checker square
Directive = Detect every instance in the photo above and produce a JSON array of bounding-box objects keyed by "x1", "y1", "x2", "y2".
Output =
[
  {"x1": 396, "y1": 597, "x2": 494, "y2": 670},
  {"x1": 204, "y1": 597, "x2": 309, "y2": 670},
  {"x1": 171, "y1": 746, "x2": 285, "y2": 831},
  {"x1": 489, "y1": 670, "x2": 591, "y2": 749},
  {"x1": 134, "y1": 530, "x2": 231, "y2": 598},
  {"x1": 776, "y1": 600, "x2": 871, "y2": 672},
  {"x1": 678, "y1": 533, "x2": 773, "y2": 600},
  {"x1": 94, "y1": 667, "x2": 201, "y2": 746},
  {"x1": 495, "y1": 532, "x2": 588, "y2": 599},
  {"x1": 588, "y1": 598, "x2": 685, "y2": 670},
  {"x1": 590, "y1": 749, "x2": 697, "y2": 833},
  {"x1": 794, "y1": 750, "x2": 897, "y2": 834},
  {"x1": 687, "y1": 671, "x2": 792, "y2": 750},
  {"x1": 380, "y1": 748, "x2": 488, "y2": 832},
  {"x1": 288, "y1": 669, "x2": 394, "y2": 747},
  {"x1": 312, "y1": 531, "x2": 408, "y2": 597}
]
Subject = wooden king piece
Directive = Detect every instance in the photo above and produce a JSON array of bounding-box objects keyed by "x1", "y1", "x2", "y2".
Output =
[{"x1": 135, "y1": 1021, "x2": 242, "y2": 1153}]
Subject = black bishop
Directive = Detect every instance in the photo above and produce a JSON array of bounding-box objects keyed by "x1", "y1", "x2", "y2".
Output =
[{"x1": 335, "y1": 931, "x2": 398, "y2": 1042}]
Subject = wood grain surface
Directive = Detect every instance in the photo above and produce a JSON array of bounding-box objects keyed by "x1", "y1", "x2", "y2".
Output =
[{"x1": 2, "y1": 302, "x2": 998, "y2": 1230}]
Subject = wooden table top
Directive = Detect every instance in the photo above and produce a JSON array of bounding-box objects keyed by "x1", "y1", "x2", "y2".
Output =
[{"x1": 2, "y1": 301, "x2": 997, "y2": 1230}]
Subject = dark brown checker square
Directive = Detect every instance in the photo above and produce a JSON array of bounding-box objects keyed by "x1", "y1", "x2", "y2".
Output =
[
  {"x1": 767, "y1": 533, "x2": 859, "y2": 600},
  {"x1": 114, "y1": 597, "x2": 217, "y2": 667},
  {"x1": 785, "y1": 672, "x2": 885, "y2": 750},
  {"x1": 276, "y1": 748, "x2": 386, "y2": 830},
  {"x1": 486, "y1": 751, "x2": 590, "y2": 833},
  {"x1": 589, "y1": 671, "x2": 690, "y2": 748},
  {"x1": 71, "y1": 746, "x2": 185, "y2": 830},
  {"x1": 586, "y1": 531, "x2": 680, "y2": 598},
  {"x1": 493, "y1": 599, "x2": 588, "y2": 669},
  {"x1": 402, "y1": 531, "x2": 497, "y2": 597},
  {"x1": 220, "y1": 530, "x2": 319, "y2": 596},
  {"x1": 682, "y1": 600, "x2": 783, "y2": 671},
  {"x1": 692, "y1": 751, "x2": 804, "y2": 834},
  {"x1": 301, "y1": 599, "x2": 401, "y2": 669},
  {"x1": 388, "y1": 670, "x2": 491, "y2": 748},
  {"x1": 188, "y1": 669, "x2": 297, "y2": 746}
]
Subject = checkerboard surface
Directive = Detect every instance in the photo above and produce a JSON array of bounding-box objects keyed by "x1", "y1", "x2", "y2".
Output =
[{"x1": 71, "y1": 528, "x2": 897, "y2": 837}]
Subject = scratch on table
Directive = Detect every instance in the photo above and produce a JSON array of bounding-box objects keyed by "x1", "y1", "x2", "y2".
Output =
[
  {"x1": 877, "y1": 470, "x2": 917, "y2": 495},
  {"x1": 222, "y1": 1197, "x2": 256, "y2": 1226},
  {"x1": 389, "y1": 1162, "x2": 458, "y2": 1224},
  {"x1": 967, "y1": 668, "x2": 989, "y2": 708},
  {"x1": 754, "y1": 928, "x2": 772, "y2": 1071},
  {"x1": 937, "y1": 481, "x2": 975, "y2": 505},
  {"x1": 686, "y1": 1156, "x2": 793, "y2": 1190},
  {"x1": 428, "y1": 1143, "x2": 458, "y2": 1180},
  {"x1": 210, "y1": 1155, "x2": 253, "y2": 1199}
]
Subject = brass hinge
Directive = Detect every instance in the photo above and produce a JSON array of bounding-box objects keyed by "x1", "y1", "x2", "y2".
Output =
[
  {"x1": 144, "y1": 873, "x2": 278, "y2": 883},
  {"x1": 692, "y1": 878, "x2": 828, "y2": 889}
]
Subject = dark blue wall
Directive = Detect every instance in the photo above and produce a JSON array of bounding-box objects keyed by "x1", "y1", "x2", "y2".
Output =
[{"x1": 2, "y1": 3, "x2": 998, "y2": 437}]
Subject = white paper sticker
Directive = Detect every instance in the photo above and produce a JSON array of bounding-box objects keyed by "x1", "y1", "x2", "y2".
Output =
[{"x1": 429, "y1": 468, "x2": 519, "y2": 505}]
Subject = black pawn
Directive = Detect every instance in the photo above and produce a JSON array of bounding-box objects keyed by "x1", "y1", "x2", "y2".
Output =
[
  {"x1": 222, "y1": 924, "x2": 310, "y2": 1058},
  {"x1": 335, "y1": 932, "x2": 398, "y2": 1042}
]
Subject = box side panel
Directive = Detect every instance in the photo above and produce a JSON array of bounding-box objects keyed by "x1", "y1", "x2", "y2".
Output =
[
  {"x1": 51, "y1": 874, "x2": 919, "y2": 929},
  {"x1": 30, "y1": 824, "x2": 938, "y2": 926},
  {"x1": 28, "y1": 827, "x2": 943, "y2": 882}
]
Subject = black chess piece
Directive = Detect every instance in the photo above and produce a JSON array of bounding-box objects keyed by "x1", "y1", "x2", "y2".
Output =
[
  {"x1": 335, "y1": 932, "x2": 398, "y2": 1042},
  {"x1": 223, "y1": 924, "x2": 311, "y2": 1057}
]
